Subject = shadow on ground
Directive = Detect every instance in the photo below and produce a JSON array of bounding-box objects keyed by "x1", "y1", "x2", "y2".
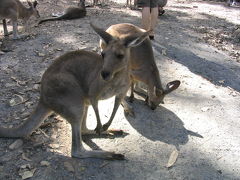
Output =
[
  {"x1": 124, "y1": 98, "x2": 202, "y2": 149},
  {"x1": 154, "y1": 8, "x2": 240, "y2": 92}
]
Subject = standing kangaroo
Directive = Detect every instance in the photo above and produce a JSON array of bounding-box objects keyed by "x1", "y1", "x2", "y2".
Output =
[
  {"x1": 0, "y1": 24, "x2": 150, "y2": 159},
  {"x1": 100, "y1": 23, "x2": 180, "y2": 111},
  {"x1": 38, "y1": 0, "x2": 86, "y2": 25},
  {"x1": 0, "y1": 0, "x2": 40, "y2": 39}
]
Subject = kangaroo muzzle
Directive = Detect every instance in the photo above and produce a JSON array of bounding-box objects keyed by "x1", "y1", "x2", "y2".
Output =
[{"x1": 101, "y1": 70, "x2": 111, "y2": 81}]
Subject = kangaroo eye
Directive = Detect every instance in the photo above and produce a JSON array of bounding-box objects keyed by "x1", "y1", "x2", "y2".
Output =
[
  {"x1": 116, "y1": 54, "x2": 124, "y2": 59},
  {"x1": 101, "y1": 52, "x2": 105, "y2": 58}
]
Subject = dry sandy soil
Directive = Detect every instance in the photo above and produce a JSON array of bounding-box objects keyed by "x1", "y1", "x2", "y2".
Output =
[{"x1": 0, "y1": 0, "x2": 240, "y2": 179}]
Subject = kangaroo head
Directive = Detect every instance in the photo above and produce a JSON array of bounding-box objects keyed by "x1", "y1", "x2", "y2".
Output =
[
  {"x1": 146, "y1": 80, "x2": 181, "y2": 110},
  {"x1": 27, "y1": 1, "x2": 40, "y2": 18},
  {"x1": 91, "y1": 23, "x2": 150, "y2": 81}
]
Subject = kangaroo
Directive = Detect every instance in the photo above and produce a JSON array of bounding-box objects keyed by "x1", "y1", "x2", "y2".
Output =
[
  {"x1": 100, "y1": 23, "x2": 180, "y2": 112},
  {"x1": 38, "y1": 0, "x2": 86, "y2": 25},
  {"x1": 0, "y1": 24, "x2": 150, "y2": 160},
  {"x1": 0, "y1": 0, "x2": 40, "y2": 39}
]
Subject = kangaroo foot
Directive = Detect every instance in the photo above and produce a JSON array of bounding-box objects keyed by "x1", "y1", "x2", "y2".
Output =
[
  {"x1": 72, "y1": 149, "x2": 125, "y2": 160},
  {"x1": 13, "y1": 34, "x2": 28, "y2": 40},
  {"x1": 82, "y1": 129, "x2": 124, "y2": 136}
]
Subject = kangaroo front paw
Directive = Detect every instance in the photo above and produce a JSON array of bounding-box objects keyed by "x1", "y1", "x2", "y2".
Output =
[
  {"x1": 102, "y1": 123, "x2": 110, "y2": 131},
  {"x1": 112, "y1": 153, "x2": 125, "y2": 160},
  {"x1": 129, "y1": 95, "x2": 134, "y2": 103},
  {"x1": 94, "y1": 124, "x2": 103, "y2": 135}
]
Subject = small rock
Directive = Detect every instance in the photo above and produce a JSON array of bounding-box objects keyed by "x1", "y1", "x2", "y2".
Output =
[
  {"x1": 40, "y1": 161, "x2": 50, "y2": 167},
  {"x1": 33, "y1": 84, "x2": 40, "y2": 90},
  {"x1": 0, "y1": 51, "x2": 5, "y2": 55},
  {"x1": 64, "y1": 161, "x2": 74, "y2": 172},
  {"x1": 49, "y1": 144, "x2": 60, "y2": 149},
  {"x1": 201, "y1": 107, "x2": 210, "y2": 112},
  {"x1": 9, "y1": 139, "x2": 23, "y2": 150},
  {"x1": 38, "y1": 53, "x2": 45, "y2": 57}
]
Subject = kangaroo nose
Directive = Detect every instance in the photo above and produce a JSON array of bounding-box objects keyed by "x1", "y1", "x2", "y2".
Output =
[{"x1": 101, "y1": 71, "x2": 111, "y2": 80}]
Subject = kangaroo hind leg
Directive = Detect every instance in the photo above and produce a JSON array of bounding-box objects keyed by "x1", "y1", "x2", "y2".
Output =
[{"x1": 55, "y1": 96, "x2": 124, "y2": 160}]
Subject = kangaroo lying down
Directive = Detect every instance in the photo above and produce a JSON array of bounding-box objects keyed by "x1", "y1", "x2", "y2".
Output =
[
  {"x1": 38, "y1": 0, "x2": 86, "y2": 24},
  {"x1": 0, "y1": 24, "x2": 150, "y2": 160}
]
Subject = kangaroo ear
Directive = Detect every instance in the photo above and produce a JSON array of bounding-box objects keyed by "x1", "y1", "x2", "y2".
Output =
[
  {"x1": 33, "y1": 1, "x2": 38, "y2": 7},
  {"x1": 123, "y1": 30, "x2": 151, "y2": 48},
  {"x1": 27, "y1": 1, "x2": 33, "y2": 7},
  {"x1": 99, "y1": 39, "x2": 106, "y2": 52},
  {"x1": 164, "y1": 80, "x2": 180, "y2": 94},
  {"x1": 90, "y1": 23, "x2": 113, "y2": 45}
]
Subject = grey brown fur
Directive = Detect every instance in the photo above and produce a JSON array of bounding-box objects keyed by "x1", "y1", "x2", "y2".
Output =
[
  {"x1": 0, "y1": 24, "x2": 150, "y2": 160},
  {"x1": 38, "y1": 0, "x2": 86, "y2": 24},
  {"x1": 0, "y1": 0, "x2": 40, "y2": 39},
  {"x1": 100, "y1": 23, "x2": 180, "y2": 112}
]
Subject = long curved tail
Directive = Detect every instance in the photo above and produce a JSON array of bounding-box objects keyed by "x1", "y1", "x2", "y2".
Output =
[
  {"x1": 0, "y1": 101, "x2": 52, "y2": 138},
  {"x1": 38, "y1": 15, "x2": 66, "y2": 24}
]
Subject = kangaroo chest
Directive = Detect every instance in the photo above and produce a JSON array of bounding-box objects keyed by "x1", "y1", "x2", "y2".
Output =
[{"x1": 99, "y1": 73, "x2": 130, "y2": 100}]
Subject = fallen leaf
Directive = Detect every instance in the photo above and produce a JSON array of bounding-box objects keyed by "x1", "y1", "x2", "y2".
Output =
[
  {"x1": 218, "y1": 80, "x2": 225, "y2": 84},
  {"x1": 9, "y1": 98, "x2": 17, "y2": 106},
  {"x1": 64, "y1": 161, "x2": 74, "y2": 172},
  {"x1": 49, "y1": 143, "x2": 60, "y2": 149},
  {"x1": 40, "y1": 161, "x2": 50, "y2": 167},
  {"x1": 80, "y1": 167, "x2": 85, "y2": 171},
  {"x1": 22, "y1": 153, "x2": 32, "y2": 162},
  {"x1": 161, "y1": 49, "x2": 167, "y2": 56},
  {"x1": 9, "y1": 139, "x2": 23, "y2": 150},
  {"x1": 166, "y1": 150, "x2": 179, "y2": 168},
  {"x1": 20, "y1": 168, "x2": 36, "y2": 180},
  {"x1": 99, "y1": 162, "x2": 109, "y2": 168},
  {"x1": 38, "y1": 53, "x2": 45, "y2": 57},
  {"x1": 20, "y1": 164, "x2": 31, "y2": 169}
]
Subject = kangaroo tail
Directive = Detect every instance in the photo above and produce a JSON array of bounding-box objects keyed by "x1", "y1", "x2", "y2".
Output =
[
  {"x1": 0, "y1": 101, "x2": 52, "y2": 138},
  {"x1": 38, "y1": 15, "x2": 67, "y2": 24}
]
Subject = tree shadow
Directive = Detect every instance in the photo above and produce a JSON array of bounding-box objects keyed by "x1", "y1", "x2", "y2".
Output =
[{"x1": 154, "y1": 9, "x2": 240, "y2": 92}]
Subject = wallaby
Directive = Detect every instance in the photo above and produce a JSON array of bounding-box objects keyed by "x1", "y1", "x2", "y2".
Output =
[
  {"x1": 100, "y1": 23, "x2": 180, "y2": 113},
  {"x1": 0, "y1": 0, "x2": 40, "y2": 39},
  {"x1": 0, "y1": 24, "x2": 150, "y2": 160},
  {"x1": 38, "y1": 0, "x2": 86, "y2": 25}
]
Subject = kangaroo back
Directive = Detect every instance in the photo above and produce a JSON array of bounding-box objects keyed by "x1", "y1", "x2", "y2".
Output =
[{"x1": 38, "y1": 6, "x2": 86, "y2": 24}]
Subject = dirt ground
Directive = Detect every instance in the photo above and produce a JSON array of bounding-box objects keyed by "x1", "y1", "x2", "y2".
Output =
[{"x1": 0, "y1": 0, "x2": 240, "y2": 179}]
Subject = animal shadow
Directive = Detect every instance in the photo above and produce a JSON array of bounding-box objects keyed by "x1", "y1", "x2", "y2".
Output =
[{"x1": 125, "y1": 98, "x2": 203, "y2": 149}]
